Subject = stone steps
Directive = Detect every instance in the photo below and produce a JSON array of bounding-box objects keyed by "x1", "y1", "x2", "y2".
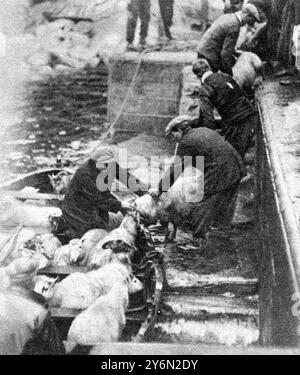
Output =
[
  {"x1": 166, "y1": 271, "x2": 258, "y2": 297},
  {"x1": 147, "y1": 317, "x2": 259, "y2": 346},
  {"x1": 146, "y1": 293, "x2": 259, "y2": 346},
  {"x1": 145, "y1": 198, "x2": 259, "y2": 346},
  {"x1": 90, "y1": 342, "x2": 300, "y2": 356},
  {"x1": 161, "y1": 293, "x2": 258, "y2": 320}
]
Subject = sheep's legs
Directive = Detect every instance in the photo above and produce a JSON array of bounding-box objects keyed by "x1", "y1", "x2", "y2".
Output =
[{"x1": 164, "y1": 222, "x2": 177, "y2": 242}]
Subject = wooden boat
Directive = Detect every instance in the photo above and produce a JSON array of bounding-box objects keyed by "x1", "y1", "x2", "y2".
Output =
[{"x1": 0, "y1": 168, "x2": 164, "y2": 343}]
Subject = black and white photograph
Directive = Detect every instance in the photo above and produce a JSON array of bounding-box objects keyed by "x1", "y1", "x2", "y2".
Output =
[{"x1": 0, "y1": 0, "x2": 299, "y2": 358}]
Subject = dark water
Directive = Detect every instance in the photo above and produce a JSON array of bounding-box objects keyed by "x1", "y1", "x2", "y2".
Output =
[{"x1": 0, "y1": 64, "x2": 109, "y2": 182}]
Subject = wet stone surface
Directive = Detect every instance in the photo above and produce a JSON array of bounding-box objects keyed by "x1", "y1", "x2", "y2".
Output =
[
  {"x1": 257, "y1": 79, "x2": 300, "y2": 222},
  {"x1": 145, "y1": 317, "x2": 259, "y2": 346},
  {"x1": 164, "y1": 227, "x2": 258, "y2": 279}
]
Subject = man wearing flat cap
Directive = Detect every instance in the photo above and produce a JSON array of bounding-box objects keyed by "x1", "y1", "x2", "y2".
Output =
[
  {"x1": 150, "y1": 118, "x2": 245, "y2": 240},
  {"x1": 191, "y1": 58, "x2": 258, "y2": 158},
  {"x1": 61, "y1": 146, "x2": 148, "y2": 239},
  {"x1": 197, "y1": 3, "x2": 260, "y2": 75},
  {"x1": 223, "y1": 0, "x2": 244, "y2": 14},
  {"x1": 0, "y1": 258, "x2": 65, "y2": 355}
]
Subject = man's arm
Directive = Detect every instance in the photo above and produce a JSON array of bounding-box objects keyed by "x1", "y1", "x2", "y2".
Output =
[
  {"x1": 198, "y1": 85, "x2": 218, "y2": 130},
  {"x1": 189, "y1": 117, "x2": 201, "y2": 128},
  {"x1": 221, "y1": 32, "x2": 239, "y2": 75},
  {"x1": 116, "y1": 163, "x2": 148, "y2": 197},
  {"x1": 81, "y1": 171, "x2": 122, "y2": 212},
  {"x1": 157, "y1": 158, "x2": 183, "y2": 195}
]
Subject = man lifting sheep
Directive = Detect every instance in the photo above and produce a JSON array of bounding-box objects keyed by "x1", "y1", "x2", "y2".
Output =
[{"x1": 149, "y1": 117, "x2": 245, "y2": 242}]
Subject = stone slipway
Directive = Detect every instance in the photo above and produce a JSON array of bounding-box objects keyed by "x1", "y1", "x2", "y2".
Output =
[{"x1": 256, "y1": 78, "x2": 300, "y2": 225}]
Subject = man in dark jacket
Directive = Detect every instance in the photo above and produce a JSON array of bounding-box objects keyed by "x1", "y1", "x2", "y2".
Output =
[
  {"x1": 150, "y1": 118, "x2": 245, "y2": 239},
  {"x1": 223, "y1": 0, "x2": 243, "y2": 14},
  {"x1": 191, "y1": 59, "x2": 258, "y2": 157},
  {"x1": 158, "y1": 0, "x2": 174, "y2": 40},
  {"x1": 0, "y1": 258, "x2": 65, "y2": 355},
  {"x1": 127, "y1": 0, "x2": 151, "y2": 49},
  {"x1": 244, "y1": 0, "x2": 280, "y2": 61},
  {"x1": 62, "y1": 146, "x2": 147, "y2": 239},
  {"x1": 197, "y1": 3, "x2": 260, "y2": 75}
]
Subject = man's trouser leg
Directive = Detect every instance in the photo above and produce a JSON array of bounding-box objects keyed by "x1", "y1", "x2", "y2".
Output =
[
  {"x1": 138, "y1": 0, "x2": 151, "y2": 44},
  {"x1": 127, "y1": 0, "x2": 139, "y2": 44},
  {"x1": 224, "y1": 115, "x2": 258, "y2": 158},
  {"x1": 158, "y1": 0, "x2": 174, "y2": 39}
]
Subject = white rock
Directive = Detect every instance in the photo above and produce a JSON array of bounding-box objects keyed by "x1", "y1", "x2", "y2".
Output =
[
  {"x1": 27, "y1": 50, "x2": 50, "y2": 66},
  {"x1": 88, "y1": 56, "x2": 100, "y2": 68},
  {"x1": 69, "y1": 32, "x2": 90, "y2": 48},
  {"x1": 70, "y1": 140, "x2": 81, "y2": 150},
  {"x1": 35, "y1": 24, "x2": 48, "y2": 38},
  {"x1": 39, "y1": 65, "x2": 55, "y2": 75},
  {"x1": 8, "y1": 152, "x2": 24, "y2": 161}
]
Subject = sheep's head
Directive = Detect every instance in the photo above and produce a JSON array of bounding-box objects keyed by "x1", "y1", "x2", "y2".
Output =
[
  {"x1": 127, "y1": 274, "x2": 143, "y2": 294},
  {"x1": 103, "y1": 239, "x2": 134, "y2": 254},
  {"x1": 103, "y1": 239, "x2": 141, "y2": 265},
  {"x1": 120, "y1": 212, "x2": 138, "y2": 237},
  {"x1": 134, "y1": 194, "x2": 158, "y2": 225},
  {"x1": 34, "y1": 275, "x2": 59, "y2": 301}
]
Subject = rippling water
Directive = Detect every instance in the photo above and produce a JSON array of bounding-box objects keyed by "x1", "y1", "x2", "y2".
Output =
[{"x1": 0, "y1": 64, "x2": 109, "y2": 183}]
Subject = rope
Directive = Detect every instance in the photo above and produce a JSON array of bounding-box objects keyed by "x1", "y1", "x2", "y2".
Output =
[
  {"x1": 91, "y1": 49, "x2": 149, "y2": 153},
  {"x1": 174, "y1": 142, "x2": 179, "y2": 159}
]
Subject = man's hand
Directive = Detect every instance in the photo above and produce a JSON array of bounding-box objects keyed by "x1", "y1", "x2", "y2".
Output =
[{"x1": 148, "y1": 187, "x2": 160, "y2": 202}]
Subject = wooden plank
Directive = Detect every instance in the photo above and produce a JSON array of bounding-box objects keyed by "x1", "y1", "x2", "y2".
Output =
[
  {"x1": 162, "y1": 293, "x2": 258, "y2": 319},
  {"x1": 89, "y1": 342, "x2": 300, "y2": 356},
  {"x1": 38, "y1": 265, "x2": 87, "y2": 279},
  {"x1": 10, "y1": 191, "x2": 63, "y2": 201},
  {"x1": 166, "y1": 269, "x2": 258, "y2": 296},
  {"x1": 110, "y1": 51, "x2": 196, "y2": 65},
  {"x1": 50, "y1": 307, "x2": 147, "y2": 322},
  {"x1": 50, "y1": 307, "x2": 83, "y2": 319}
]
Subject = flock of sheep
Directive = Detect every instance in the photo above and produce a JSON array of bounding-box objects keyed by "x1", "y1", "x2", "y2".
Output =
[{"x1": 0, "y1": 192, "x2": 144, "y2": 351}]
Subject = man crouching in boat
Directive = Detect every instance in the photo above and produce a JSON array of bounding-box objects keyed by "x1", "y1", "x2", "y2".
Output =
[
  {"x1": 0, "y1": 258, "x2": 65, "y2": 355},
  {"x1": 61, "y1": 146, "x2": 147, "y2": 240},
  {"x1": 149, "y1": 117, "x2": 246, "y2": 242}
]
